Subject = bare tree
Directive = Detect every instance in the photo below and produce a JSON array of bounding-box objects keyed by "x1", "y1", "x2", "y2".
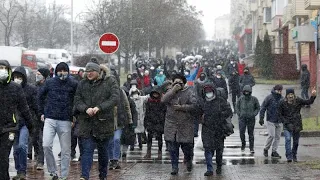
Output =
[{"x1": 0, "y1": 0, "x2": 21, "y2": 46}]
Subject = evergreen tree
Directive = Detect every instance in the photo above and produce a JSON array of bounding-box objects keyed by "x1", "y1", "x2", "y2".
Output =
[
  {"x1": 261, "y1": 31, "x2": 274, "y2": 79},
  {"x1": 254, "y1": 35, "x2": 263, "y2": 70}
]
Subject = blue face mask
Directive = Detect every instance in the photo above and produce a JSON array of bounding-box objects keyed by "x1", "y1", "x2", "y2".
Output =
[{"x1": 57, "y1": 72, "x2": 68, "y2": 80}]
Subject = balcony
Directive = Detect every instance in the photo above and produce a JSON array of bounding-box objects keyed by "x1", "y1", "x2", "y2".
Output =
[
  {"x1": 305, "y1": 0, "x2": 320, "y2": 10},
  {"x1": 247, "y1": 0, "x2": 258, "y2": 12},
  {"x1": 272, "y1": 15, "x2": 282, "y2": 31},
  {"x1": 292, "y1": 0, "x2": 310, "y2": 19},
  {"x1": 282, "y1": 4, "x2": 293, "y2": 26}
]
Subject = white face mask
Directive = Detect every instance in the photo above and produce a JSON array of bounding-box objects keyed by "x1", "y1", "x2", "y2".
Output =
[
  {"x1": 159, "y1": 72, "x2": 163, "y2": 75},
  {"x1": 206, "y1": 92, "x2": 214, "y2": 99},
  {"x1": 0, "y1": 69, "x2": 8, "y2": 80},
  {"x1": 217, "y1": 75, "x2": 222, "y2": 79},
  {"x1": 131, "y1": 85, "x2": 137, "y2": 89},
  {"x1": 230, "y1": 61, "x2": 234, "y2": 64},
  {"x1": 132, "y1": 94, "x2": 139, "y2": 99},
  {"x1": 14, "y1": 79, "x2": 23, "y2": 84},
  {"x1": 184, "y1": 72, "x2": 189, "y2": 76}
]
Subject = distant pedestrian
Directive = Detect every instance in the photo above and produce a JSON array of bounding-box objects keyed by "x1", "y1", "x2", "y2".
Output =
[
  {"x1": 300, "y1": 64, "x2": 310, "y2": 108},
  {"x1": 278, "y1": 88, "x2": 316, "y2": 163},
  {"x1": 259, "y1": 85, "x2": 283, "y2": 159},
  {"x1": 228, "y1": 70, "x2": 240, "y2": 112},
  {"x1": 236, "y1": 85, "x2": 260, "y2": 153},
  {"x1": 239, "y1": 67, "x2": 255, "y2": 91}
]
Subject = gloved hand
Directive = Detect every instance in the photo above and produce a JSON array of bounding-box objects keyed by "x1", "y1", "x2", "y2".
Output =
[{"x1": 259, "y1": 119, "x2": 264, "y2": 126}]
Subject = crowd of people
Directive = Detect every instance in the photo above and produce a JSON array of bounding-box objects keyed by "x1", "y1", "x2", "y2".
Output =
[{"x1": 0, "y1": 42, "x2": 317, "y2": 179}]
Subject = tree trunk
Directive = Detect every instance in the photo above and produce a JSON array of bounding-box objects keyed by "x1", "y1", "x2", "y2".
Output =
[
  {"x1": 125, "y1": 51, "x2": 129, "y2": 73},
  {"x1": 117, "y1": 51, "x2": 121, "y2": 75},
  {"x1": 156, "y1": 46, "x2": 161, "y2": 59}
]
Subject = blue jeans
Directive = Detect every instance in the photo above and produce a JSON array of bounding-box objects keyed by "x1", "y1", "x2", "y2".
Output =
[
  {"x1": 43, "y1": 118, "x2": 71, "y2": 178},
  {"x1": 81, "y1": 136, "x2": 110, "y2": 179},
  {"x1": 168, "y1": 141, "x2": 194, "y2": 169},
  {"x1": 284, "y1": 130, "x2": 300, "y2": 160},
  {"x1": 108, "y1": 129, "x2": 122, "y2": 160},
  {"x1": 204, "y1": 148, "x2": 223, "y2": 172},
  {"x1": 13, "y1": 126, "x2": 29, "y2": 174}
]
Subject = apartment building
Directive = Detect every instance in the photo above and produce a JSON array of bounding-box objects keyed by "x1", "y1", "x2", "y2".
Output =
[{"x1": 214, "y1": 14, "x2": 231, "y2": 40}]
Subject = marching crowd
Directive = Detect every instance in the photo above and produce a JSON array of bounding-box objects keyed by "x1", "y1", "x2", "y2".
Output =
[{"x1": 0, "y1": 43, "x2": 317, "y2": 180}]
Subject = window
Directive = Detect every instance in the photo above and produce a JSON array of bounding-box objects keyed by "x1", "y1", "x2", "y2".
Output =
[
  {"x1": 25, "y1": 55, "x2": 34, "y2": 61},
  {"x1": 263, "y1": 7, "x2": 272, "y2": 23}
]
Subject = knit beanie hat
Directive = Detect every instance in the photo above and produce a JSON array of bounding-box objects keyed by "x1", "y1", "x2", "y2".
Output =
[
  {"x1": 286, "y1": 88, "x2": 295, "y2": 96},
  {"x1": 38, "y1": 68, "x2": 50, "y2": 79},
  {"x1": 85, "y1": 62, "x2": 101, "y2": 73}
]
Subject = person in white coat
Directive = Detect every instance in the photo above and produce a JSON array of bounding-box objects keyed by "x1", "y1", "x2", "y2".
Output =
[{"x1": 129, "y1": 87, "x2": 149, "y2": 150}]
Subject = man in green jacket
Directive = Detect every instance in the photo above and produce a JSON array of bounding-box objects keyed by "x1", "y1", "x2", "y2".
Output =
[
  {"x1": 74, "y1": 61, "x2": 119, "y2": 180},
  {"x1": 236, "y1": 85, "x2": 260, "y2": 153}
]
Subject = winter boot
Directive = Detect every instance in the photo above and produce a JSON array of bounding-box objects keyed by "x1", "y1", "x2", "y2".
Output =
[
  {"x1": 144, "y1": 149, "x2": 151, "y2": 159},
  {"x1": 114, "y1": 160, "x2": 121, "y2": 169}
]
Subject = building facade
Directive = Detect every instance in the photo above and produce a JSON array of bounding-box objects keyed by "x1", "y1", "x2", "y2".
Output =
[{"x1": 214, "y1": 14, "x2": 231, "y2": 40}]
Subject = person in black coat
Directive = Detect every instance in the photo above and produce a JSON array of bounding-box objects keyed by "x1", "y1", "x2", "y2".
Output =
[
  {"x1": 197, "y1": 84, "x2": 233, "y2": 176},
  {"x1": 228, "y1": 70, "x2": 240, "y2": 112},
  {"x1": 300, "y1": 64, "x2": 310, "y2": 107},
  {"x1": 143, "y1": 89, "x2": 166, "y2": 160},
  {"x1": 212, "y1": 70, "x2": 228, "y2": 97},
  {"x1": 11, "y1": 66, "x2": 38, "y2": 179},
  {"x1": 0, "y1": 60, "x2": 33, "y2": 180},
  {"x1": 278, "y1": 88, "x2": 316, "y2": 162}
]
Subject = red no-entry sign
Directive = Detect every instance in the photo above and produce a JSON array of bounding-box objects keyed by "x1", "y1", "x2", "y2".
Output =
[{"x1": 98, "y1": 33, "x2": 120, "y2": 54}]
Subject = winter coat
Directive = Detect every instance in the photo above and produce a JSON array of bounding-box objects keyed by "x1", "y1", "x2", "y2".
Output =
[
  {"x1": 228, "y1": 73, "x2": 240, "y2": 94},
  {"x1": 154, "y1": 74, "x2": 166, "y2": 86},
  {"x1": 161, "y1": 86, "x2": 197, "y2": 143},
  {"x1": 74, "y1": 65, "x2": 119, "y2": 140},
  {"x1": 38, "y1": 62, "x2": 78, "y2": 121},
  {"x1": 239, "y1": 73, "x2": 255, "y2": 91},
  {"x1": 129, "y1": 89, "x2": 149, "y2": 133},
  {"x1": 212, "y1": 77, "x2": 228, "y2": 95},
  {"x1": 115, "y1": 89, "x2": 132, "y2": 129},
  {"x1": 198, "y1": 93, "x2": 233, "y2": 151},
  {"x1": 278, "y1": 96, "x2": 316, "y2": 132},
  {"x1": 227, "y1": 63, "x2": 238, "y2": 77},
  {"x1": 144, "y1": 97, "x2": 166, "y2": 134},
  {"x1": 238, "y1": 63, "x2": 246, "y2": 76},
  {"x1": 259, "y1": 90, "x2": 283, "y2": 123},
  {"x1": 236, "y1": 85, "x2": 260, "y2": 120},
  {"x1": 121, "y1": 95, "x2": 138, "y2": 145},
  {"x1": 0, "y1": 60, "x2": 32, "y2": 134},
  {"x1": 12, "y1": 66, "x2": 38, "y2": 129},
  {"x1": 301, "y1": 64, "x2": 310, "y2": 89}
]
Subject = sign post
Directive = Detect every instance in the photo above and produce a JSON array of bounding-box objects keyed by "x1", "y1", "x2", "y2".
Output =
[{"x1": 98, "y1": 33, "x2": 120, "y2": 54}]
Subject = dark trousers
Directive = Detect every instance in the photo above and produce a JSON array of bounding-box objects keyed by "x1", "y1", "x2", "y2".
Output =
[
  {"x1": 168, "y1": 141, "x2": 194, "y2": 169},
  {"x1": 147, "y1": 132, "x2": 163, "y2": 151},
  {"x1": 71, "y1": 127, "x2": 82, "y2": 157},
  {"x1": 28, "y1": 127, "x2": 44, "y2": 164},
  {"x1": 231, "y1": 90, "x2": 240, "y2": 109},
  {"x1": 239, "y1": 118, "x2": 255, "y2": 149},
  {"x1": 194, "y1": 118, "x2": 199, "y2": 137},
  {"x1": 137, "y1": 133, "x2": 145, "y2": 149},
  {"x1": 0, "y1": 132, "x2": 14, "y2": 180},
  {"x1": 81, "y1": 136, "x2": 110, "y2": 179},
  {"x1": 301, "y1": 87, "x2": 309, "y2": 100}
]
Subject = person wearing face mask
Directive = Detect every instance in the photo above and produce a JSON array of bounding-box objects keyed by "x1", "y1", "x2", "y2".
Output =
[
  {"x1": 227, "y1": 59, "x2": 238, "y2": 78},
  {"x1": 10, "y1": 66, "x2": 38, "y2": 180},
  {"x1": 228, "y1": 70, "x2": 240, "y2": 112},
  {"x1": 239, "y1": 67, "x2": 255, "y2": 91},
  {"x1": 32, "y1": 68, "x2": 50, "y2": 170},
  {"x1": 38, "y1": 62, "x2": 78, "y2": 180},
  {"x1": 197, "y1": 84, "x2": 233, "y2": 176},
  {"x1": 123, "y1": 74, "x2": 133, "y2": 90},
  {"x1": 259, "y1": 85, "x2": 284, "y2": 159},
  {"x1": 278, "y1": 88, "x2": 316, "y2": 163},
  {"x1": 212, "y1": 71, "x2": 228, "y2": 98},
  {"x1": 236, "y1": 85, "x2": 260, "y2": 154},
  {"x1": 0, "y1": 60, "x2": 33, "y2": 180},
  {"x1": 129, "y1": 88, "x2": 149, "y2": 151},
  {"x1": 154, "y1": 70, "x2": 166, "y2": 86},
  {"x1": 74, "y1": 61, "x2": 119, "y2": 180},
  {"x1": 161, "y1": 74, "x2": 197, "y2": 175}
]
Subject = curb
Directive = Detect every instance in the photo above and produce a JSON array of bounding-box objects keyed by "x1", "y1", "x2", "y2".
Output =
[{"x1": 260, "y1": 130, "x2": 320, "y2": 137}]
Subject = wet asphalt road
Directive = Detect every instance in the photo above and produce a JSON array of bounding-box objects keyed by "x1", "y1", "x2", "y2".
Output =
[{"x1": 8, "y1": 84, "x2": 320, "y2": 179}]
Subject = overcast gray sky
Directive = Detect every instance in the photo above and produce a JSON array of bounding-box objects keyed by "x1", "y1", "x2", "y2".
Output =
[{"x1": 50, "y1": 0, "x2": 230, "y2": 40}]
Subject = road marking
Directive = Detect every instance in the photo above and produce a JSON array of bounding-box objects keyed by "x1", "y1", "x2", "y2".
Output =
[{"x1": 101, "y1": 41, "x2": 117, "y2": 46}]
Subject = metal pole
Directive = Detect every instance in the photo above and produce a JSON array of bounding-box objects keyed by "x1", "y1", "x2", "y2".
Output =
[
  {"x1": 316, "y1": 11, "x2": 319, "y2": 126},
  {"x1": 71, "y1": 0, "x2": 74, "y2": 65}
]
